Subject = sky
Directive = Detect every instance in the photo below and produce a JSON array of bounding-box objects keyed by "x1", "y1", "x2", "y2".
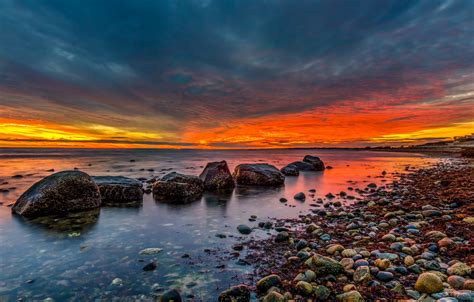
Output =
[{"x1": 0, "y1": 0, "x2": 473, "y2": 149}]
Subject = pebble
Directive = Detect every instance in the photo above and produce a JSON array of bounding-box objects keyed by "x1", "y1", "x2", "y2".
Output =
[{"x1": 415, "y1": 272, "x2": 444, "y2": 293}]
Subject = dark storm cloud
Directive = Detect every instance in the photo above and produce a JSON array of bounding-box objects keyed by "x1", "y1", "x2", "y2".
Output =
[{"x1": 0, "y1": 0, "x2": 473, "y2": 131}]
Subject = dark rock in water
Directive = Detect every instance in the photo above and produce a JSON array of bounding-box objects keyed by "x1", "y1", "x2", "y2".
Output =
[
  {"x1": 281, "y1": 164, "x2": 299, "y2": 176},
  {"x1": 160, "y1": 289, "x2": 182, "y2": 302},
  {"x1": 12, "y1": 171, "x2": 101, "y2": 217},
  {"x1": 294, "y1": 192, "x2": 306, "y2": 201},
  {"x1": 142, "y1": 261, "x2": 157, "y2": 271},
  {"x1": 233, "y1": 164, "x2": 285, "y2": 186},
  {"x1": 279, "y1": 197, "x2": 288, "y2": 203},
  {"x1": 12, "y1": 175, "x2": 24, "y2": 179},
  {"x1": 92, "y1": 176, "x2": 143, "y2": 204},
  {"x1": 237, "y1": 224, "x2": 252, "y2": 235},
  {"x1": 303, "y1": 155, "x2": 325, "y2": 171},
  {"x1": 153, "y1": 172, "x2": 204, "y2": 202},
  {"x1": 275, "y1": 231, "x2": 290, "y2": 243},
  {"x1": 218, "y1": 284, "x2": 250, "y2": 302},
  {"x1": 256, "y1": 274, "x2": 281, "y2": 293},
  {"x1": 288, "y1": 161, "x2": 316, "y2": 171},
  {"x1": 199, "y1": 161, "x2": 235, "y2": 191}
]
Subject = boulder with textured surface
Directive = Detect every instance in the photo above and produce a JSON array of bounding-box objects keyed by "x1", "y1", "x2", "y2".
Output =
[
  {"x1": 218, "y1": 284, "x2": 250, "y2": 302},
  {"x1": 12, "y1": 171, "x2": 101, "y2": 217},
  {"x1": 153, "y1": 172, "x2": 204, "y2": 202},
  {"x1": 280, "y1": 164, "x2": 299, "y2": 176},
  {"x1": 233, "y1": 164, "x2": 285, "y2": 186},
  {"x1": 92, "y1": 176, "x2": 143, "y2": 203},
  {"x1": 303, "y1": 155, "x2": 325, "y2": 171},
  {"x1": 199, "y1": 161, "x2": 235, "y2": 191}
]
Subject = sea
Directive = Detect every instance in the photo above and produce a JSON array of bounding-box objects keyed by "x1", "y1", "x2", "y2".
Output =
[{"x1": 0, "y1": 148, "x2": 443, "y2": 300}]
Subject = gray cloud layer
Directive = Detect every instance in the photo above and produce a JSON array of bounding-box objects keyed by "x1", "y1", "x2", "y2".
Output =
[{"x1": 0, "y1": 0, "x2": 473, "y2": 137}]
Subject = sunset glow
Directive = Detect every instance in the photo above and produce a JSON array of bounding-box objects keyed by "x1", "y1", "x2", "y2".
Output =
[{"x1": 0, "y1": 1, "x2": 473, "y2": 148}]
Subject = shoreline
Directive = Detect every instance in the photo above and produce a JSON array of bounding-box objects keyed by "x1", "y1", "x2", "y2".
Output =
[{"x1": 219, "y1": 158, "x2": 473, "y2": 301}]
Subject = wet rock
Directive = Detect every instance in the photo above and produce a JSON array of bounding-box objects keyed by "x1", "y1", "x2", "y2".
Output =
[
  {"x1": 448, "y1": 275, "x2": 466, "y2": 290},
  {"x1": 375, "y1": 259, "x2": 391, "y2": 270},
  {"x1": 237, "y1": 224, "x2": 252, "y2": 235},
  {"x1": 218, "y1": 284, "x2": 250, "y2": 302},
  {"x1": 139, "y1": 248, "x2": 163, "y2": 255},
  {"x1": 415, "y1": 272, "x2": 444, "y2": 293},
  {"x1": 152, "y1": 172, "x2": 204, "y2": 201},
  {"x1": 294, "y1": 270, "x2": 316, "y2": 283},
  {"x1": 261, "y1": 291, "x2": 285, "y2": 302},
  {"x1": 160, "y1": 289, "x2": 182, "y2": 302},
  {"x1": 404, "y1": 256, "x2": 415, "y2": 266},
  {"x1": 295, "y1": 281, "x2": 313, "y2": 296},
  {"x1": 111, "y1": 278, "x2": 123, "y2": 286},
  {"x1": 313, "y1": 285, "x2": 331, "y2": 300},
  {"x1": 447, "y1": 262, "x2": 471, "y2": 276},
  {"x1": 327, "y1": 244, "x2": 344, "y2": 254},
  {"x1": 305, "y1": 254, "x2": 344, "y2": 276},
  {"x1": 275, "y1": 231, "x2": 290, "y2": 243},
  {"x1": 92, "y1": 176, "x2": 143, "y2": 204},
  {"x1": 464, "y1": 279, "x2": 474, "y2": 290},
  {"x1": 376, "y1": 271, "x2": 394, "y2": 282},
  {"x1": 199, "y1": 161, "x2": 235, "y2": 191},
  {"x1": 294, "y1": 192, "x2": 306, "y2": 201},
  {"x1": 354, "y1": 266, "x2": 371, "y2": 283},
  {"x1": 287, "y1": 161, "x2": 316, "y2": 171},
  {"x1": 143, "y1": 261, "x2": 157, "y2": 271},
  {"x1": 295, "y1": 239, "x2": 308, "y2": 250},
  {"x1": 341, "y1": 249, "x2": 357, "y2": 258},
  {"x1": 336, "y1": 290, "x2": 364, "y2": 302},
  {"x1": 256, "y1": 274, "x2": 281, "y2": 293},
  {"x1": 233, "y1": 164, "x2": 285, "y2": 186},
  {"x1": 280, "y1": 164, "x2": 299, "y2": 176},
  {"x1": 303, "y1": 155, "x2": 325, "y2": 171},
  {"x1": 425, "y1": 230, "x2": 447, "y2": 241},
  {"x1": 12, "y1": 171, "x2": 101, "y2": 217},
  {"x1": 279, "y1": 197, "x2": 288, "y2": 203},
  {"x1": 382, "y1": 234, "x2": 396, "y2": 241}
]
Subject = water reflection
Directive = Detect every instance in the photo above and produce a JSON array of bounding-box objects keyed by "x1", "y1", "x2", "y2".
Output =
[
  {"x1": 0, "y1": 149, "x2": 442, "y2": 300},
  {"x1": 14, "y1": 208, "x2": 100, "y2": 236}
]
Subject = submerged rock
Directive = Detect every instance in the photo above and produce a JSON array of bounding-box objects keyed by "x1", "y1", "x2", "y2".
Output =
[
  {"x1": 160, "y1": 289, "x2": 182, "y2": 302},
  {"x1": 286, "y1": 161, "x2": 315, "y2": 171},
  {"x1": 218, "y1": 284, "x2": 250, "y2": 302},
  {"x1": 237, "y1": 224, "x2": 252, "y2": 235},
  {"x1": 303, "y1": 155, "x2": 325, "y2": 171},
  {"x1": 233, "y1": 164, "x2": 285, "y2": 186},
  {"x1": 280, "y1": 164, "x2": 299, "y2": 176},
  {"x1": 256, "y1": 274, "x2": 281, "y2": 293},
  {"x1": 92, "y1": 176, "x2": 143, "y2": 204},
  {"x1": 12, "y1": 171, "x2": 101, "y2": 217},
  {"x1": 199, "y1": 161, "x2": 235, "y2": 191},
  {"x1": 153, "y1": 172, "x2": 204, "y2": 202}
]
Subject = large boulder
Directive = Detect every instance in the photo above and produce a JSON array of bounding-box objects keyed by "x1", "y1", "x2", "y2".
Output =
[
  {"x1": 153, "y1": 172, "x2": 204, "y2": 201},
  {"x1": 280, "y1": 164, "x2": 299, "y2": 176},
  {"x1": 303, "y1": 155, "x2": 325, "y2": 171},
  {"x1": 12, "y1": 171, "x2": 101, "y2": 217},
  {"x1": 287, "y1": 161, "x2": 315, "y2": 171},
  {"x1": 92, "y1": 176, "x2": 143, "y2": 204},
  {"x1": 199, "y1": 161, "x2": 235, "y2": 191},
  {"x1": 233, "y1": 164, "x2": 285, "y2": 186}
]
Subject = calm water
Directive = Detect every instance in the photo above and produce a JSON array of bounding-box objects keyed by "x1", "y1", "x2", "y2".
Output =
[{"x1": 0, "y1": 149, "x2": 441, "y2": 301}]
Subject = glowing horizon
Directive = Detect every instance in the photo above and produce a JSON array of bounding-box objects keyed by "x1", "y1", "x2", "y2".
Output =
[{"x1": 1, "y1": 1, "x2": 473, "y2": 149}]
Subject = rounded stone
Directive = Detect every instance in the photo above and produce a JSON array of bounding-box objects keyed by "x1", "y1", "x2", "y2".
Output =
[
  {"x1": 447, "y1": 262, "x2": 471, "y2": 276},
  {"x1": 374, "y1": 259, "x2": 391, "y2": 270},
  {"x1": 415, "y1": 272, "x2": 444, "y2": 294},
  {"x1": 295, "y1": 281, "x2": 313, "y2": 296},
  {"x1": 256, "y1": 275, "x2": 281, "y2": 293},
  {"x1": 448, "y1": 275, "x2": 466, "y2": 290}
]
